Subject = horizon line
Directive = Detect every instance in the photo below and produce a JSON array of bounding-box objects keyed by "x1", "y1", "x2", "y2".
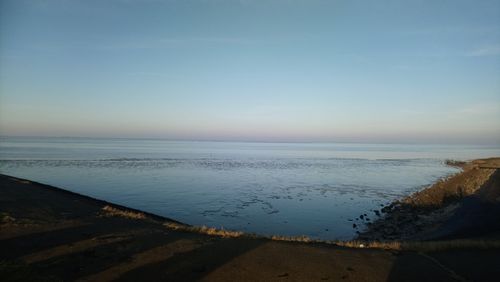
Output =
[{"x1": 1, "y1": 134, "x2": 499, "y2": 147}]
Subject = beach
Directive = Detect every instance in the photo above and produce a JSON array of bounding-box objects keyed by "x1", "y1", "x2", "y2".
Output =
[{"x1": 1, "y1": 158, "x2": 500, "y2": 281}]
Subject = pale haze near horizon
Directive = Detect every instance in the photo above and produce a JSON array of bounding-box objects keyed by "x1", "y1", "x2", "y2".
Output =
[{"x1": 0, "y1": 0, "x2": 499, "y2": 144}]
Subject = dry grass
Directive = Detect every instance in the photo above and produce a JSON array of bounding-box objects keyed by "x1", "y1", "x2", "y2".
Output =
[
  {"x1": 335, "y1": 239, "x2": 500, "y2": 252},
  {"x1": 163, "y1": 222, "x2": 316, "y2": 241},
  {"x1": 101, "y1": 205, "x2": 500, "y2": 252},
  {"x1": 163, "y1": 221, "x2": 316, "y2": 242},
  {"x1": 0, "y1": 212, "x2": 16, "y2": 224},
  {"x1": 163, "y1": 222, "x2": 244, "y2": 238},
  {"x1": 270, "y1": 235, "x2": 312, "y2": 243},
  {"x1": 162, "y1": 220, "x2": 500, "y2": 252},
  {"x1": 100, "y1": 205, "x2": 244, "y2": 238},
  {"x1": 101, "y1": 205, "x2": 146, "y2": 220},
  {"x1": 335, "y1": 240, "x2": 401, "y2": 250}
]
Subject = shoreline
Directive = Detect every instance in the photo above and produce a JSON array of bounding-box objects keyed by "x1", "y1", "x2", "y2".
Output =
[
  {"x1": 357, "y1": 158, "x2": 500, "y2": 241},
  {"x1": 1, "y1": 158, "x2": 500, "y2": 281},
  {"x1": 1, "y1": 158, "x2": 499, "y2": 243}
]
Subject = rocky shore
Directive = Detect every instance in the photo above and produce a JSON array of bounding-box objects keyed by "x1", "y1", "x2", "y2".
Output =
[{"x1": 357, "y1": 158, "x2": 500, "y2": 241}]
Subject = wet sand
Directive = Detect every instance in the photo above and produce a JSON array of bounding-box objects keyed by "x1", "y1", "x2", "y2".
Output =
[{"x1": 1, "y1": 158, "x2": 500, "y2": 281}]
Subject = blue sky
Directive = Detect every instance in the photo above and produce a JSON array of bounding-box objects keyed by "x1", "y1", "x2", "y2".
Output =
[{"x1": 1, "y1": 0, "x2": 499, "y2": 144}]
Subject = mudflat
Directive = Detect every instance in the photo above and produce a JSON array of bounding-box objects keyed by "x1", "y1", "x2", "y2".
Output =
[{"x1": 1, "y1": 158, "x2": 500, "y2": 281}]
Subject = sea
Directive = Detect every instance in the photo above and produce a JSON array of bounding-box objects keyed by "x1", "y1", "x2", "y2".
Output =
[{"x1": 1, "y1": 137, "x2": 499, "y2": 240}]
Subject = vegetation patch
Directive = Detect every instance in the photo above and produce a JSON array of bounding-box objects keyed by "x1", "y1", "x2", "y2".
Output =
[
  {"x1": 0, "y1": 212, "x2": 16, "y2": 224},
  {"x1": 335, "y1": 239, "x2": 500, "y2": 252},
  {"x1": 163, "y1": 222, "x2": 244, "y2": 238},
  {"x1": 100, "y1": 205, "x2": 146, "y2": 220},
  {"x1": 269, "y1": 235, "x2": 312, "y2": 243}
]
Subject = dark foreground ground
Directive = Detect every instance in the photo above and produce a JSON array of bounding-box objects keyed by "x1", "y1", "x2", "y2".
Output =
[{"x1": 1, "y1": 159, "x2": 500, "y2": 281}]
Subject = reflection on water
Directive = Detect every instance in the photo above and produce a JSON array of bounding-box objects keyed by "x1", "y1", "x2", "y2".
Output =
[{"x1": 1, "y1": 137, "x2": 499, "y2": 240}]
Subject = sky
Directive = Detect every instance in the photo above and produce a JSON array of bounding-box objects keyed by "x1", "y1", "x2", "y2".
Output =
[{"x1": 0, "y1": 0, "x2": 499, "y2": 144}]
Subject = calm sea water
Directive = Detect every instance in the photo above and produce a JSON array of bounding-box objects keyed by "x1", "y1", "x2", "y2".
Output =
[{"x1": 1, "y1": 137, "x2": 499, "y2": 240}]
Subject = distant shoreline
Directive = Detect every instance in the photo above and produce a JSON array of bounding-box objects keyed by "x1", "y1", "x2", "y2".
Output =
[{"x1": 3, "y1": 135, "x2": 500, "y2": 146}]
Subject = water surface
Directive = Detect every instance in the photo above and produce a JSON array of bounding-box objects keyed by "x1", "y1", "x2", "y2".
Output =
[{"x1": 1, "y1": 137, "x2": 499, "y2": 240}]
